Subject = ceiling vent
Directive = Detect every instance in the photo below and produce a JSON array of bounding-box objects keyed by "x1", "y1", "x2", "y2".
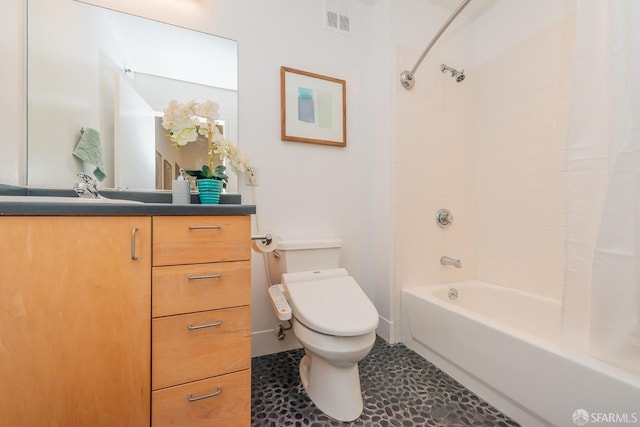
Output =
[{"x1": 325, "y1": 0, "x2": 351, "y2": 34}]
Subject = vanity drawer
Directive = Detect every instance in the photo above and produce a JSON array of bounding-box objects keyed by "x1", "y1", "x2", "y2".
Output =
[
  {"x1": 152, "y1": 369, "x2": 250, "y2": 427},
  {"x1": 152, "y1": 261, "x2": 250, "y2": 317},
  {"x1": 152, "y1": 306, "x2": 251, "y2": 390},
  {"x1": 152, "y1": 215, "x2": 250, "y2": 266}
]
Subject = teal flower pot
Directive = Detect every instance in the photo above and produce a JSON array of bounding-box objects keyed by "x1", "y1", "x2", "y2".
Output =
[{"x1": 196, "y1": 179, "x2": 222, "y2": 204}]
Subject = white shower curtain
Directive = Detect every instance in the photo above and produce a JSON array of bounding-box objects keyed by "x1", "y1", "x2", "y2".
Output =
[{"x1": 563, "y1": 0, "x2": 640, "y2": 374}]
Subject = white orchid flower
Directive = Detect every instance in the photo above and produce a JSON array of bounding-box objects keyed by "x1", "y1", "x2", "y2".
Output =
[{"x1": 162, "y1": 99, "x2": 253, "y2": 176}]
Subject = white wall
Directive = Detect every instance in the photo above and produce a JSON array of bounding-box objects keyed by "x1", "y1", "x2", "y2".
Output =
[
  {"x1": 473, "y1": 0, "x2": 575, "y2": 299},
  {"x1": 0, "y1": 0, "x2": 25, "y2": 186},
  {"x1": 2, "y1": 0, "x2": 395, "y2": 356},
  {"x1": 392, "y1": 0, "x2": 477, "y2": 340},
  {"x1": 229, "y1": 1, "x2": 394, "y2": 354}
]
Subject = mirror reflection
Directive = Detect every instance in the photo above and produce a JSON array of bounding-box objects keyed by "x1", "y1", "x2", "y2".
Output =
[{"x1": 27, "y1": 0, "x2": 238, "y2": 191}]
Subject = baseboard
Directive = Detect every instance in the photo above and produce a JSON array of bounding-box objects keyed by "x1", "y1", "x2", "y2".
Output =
[
  {"x1": 376, "y1": 315, "x2": 398, "y2": 343},
  {"x1": 251, "y1": 328, "x2": 301, "y2": 358}
]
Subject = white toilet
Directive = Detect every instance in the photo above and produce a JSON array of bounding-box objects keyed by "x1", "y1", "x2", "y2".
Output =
[{"x1": 268, "y1": 238, "x2": 379, "y2": 422}]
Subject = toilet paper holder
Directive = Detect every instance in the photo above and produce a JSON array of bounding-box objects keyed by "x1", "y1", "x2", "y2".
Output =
[{"x1": 252, "y1": 233, "x2": 273, "y2": 246}]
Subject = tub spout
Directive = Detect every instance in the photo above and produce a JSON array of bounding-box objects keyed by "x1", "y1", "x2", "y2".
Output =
[{"x1": 440, "y1": 256, "x2": 462, "y2": 268}]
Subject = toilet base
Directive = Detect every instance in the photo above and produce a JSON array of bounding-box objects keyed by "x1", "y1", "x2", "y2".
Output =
[{"x1": 299, "y1": 352, "x2": 364, "y2": 422}]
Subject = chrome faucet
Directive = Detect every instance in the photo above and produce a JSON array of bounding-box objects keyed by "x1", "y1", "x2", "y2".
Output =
[
  {"x1": 440, "y1": 256, "x2": 462, "y2": 268},
  {"x1": 73, "y1": 173, "x2": 101, "y2": 199}
]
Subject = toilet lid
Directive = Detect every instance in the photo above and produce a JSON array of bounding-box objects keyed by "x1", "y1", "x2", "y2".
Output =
[{"x1": 285, "y1": 276, "x2": 379, "y2": 336}]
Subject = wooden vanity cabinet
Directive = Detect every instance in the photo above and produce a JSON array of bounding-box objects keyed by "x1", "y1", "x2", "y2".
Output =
[
  {"x1": 0, "y1": 216, "x2": 151, "y2": 427},
  {"x1": 151, "y1": 215, "x2": 251, "y2": 427},
  {"x1": 0, "y1": 213, "x2": 251, "y2": 426}
]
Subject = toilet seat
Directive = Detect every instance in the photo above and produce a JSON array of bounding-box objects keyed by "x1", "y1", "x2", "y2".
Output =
[{"x1": 284, "y1": 276, "x2": 378, "y2": 336}]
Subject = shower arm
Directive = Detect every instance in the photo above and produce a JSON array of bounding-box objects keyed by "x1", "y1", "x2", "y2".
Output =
[{"x1": 400, "y1": 0, "x2": 473, "y2": 90}]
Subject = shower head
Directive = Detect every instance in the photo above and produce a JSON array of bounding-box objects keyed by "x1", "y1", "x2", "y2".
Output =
[{"x1": 441, "y1": 64, "x2": 465, "y2": 83}]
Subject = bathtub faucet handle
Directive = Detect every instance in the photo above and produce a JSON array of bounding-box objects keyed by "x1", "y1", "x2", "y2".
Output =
[
  {"x1": 436, "y1": 208, "x2": 454, "y2": 228},
  {"x1": 440, "y1": 256, "x2": 462, "y2": 268}
]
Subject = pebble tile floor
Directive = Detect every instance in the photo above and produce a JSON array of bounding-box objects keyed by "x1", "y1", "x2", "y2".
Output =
[{"x1": 251, "y1": 336, "x2": 521, "y2": 426}]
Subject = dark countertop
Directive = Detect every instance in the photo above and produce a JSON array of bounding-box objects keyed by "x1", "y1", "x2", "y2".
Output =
[{"x1": 0, "y1": 185, "x2": 256, "y2": 216}]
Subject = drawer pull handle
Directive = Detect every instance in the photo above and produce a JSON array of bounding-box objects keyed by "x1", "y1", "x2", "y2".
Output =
[
  {"x1": 187, "y1": 387, "x2": 222, "y2": 402},
  {"x1": 188, "y1": 320, "x2": 221, "y2": 330},
  {"x1": 131, "y1": 227, "x2": 139, "y2": 260},
  {"x1": 188, "y1": 273, "x2": 222, "y2": 280},
  {"x1": 188, "y1": 225, "x2": 222, "y2": 230}
]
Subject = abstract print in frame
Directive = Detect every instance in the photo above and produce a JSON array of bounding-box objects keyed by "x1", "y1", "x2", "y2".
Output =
[{"x1": 280, "y1": 67, "x2": 346, "y2": 147}]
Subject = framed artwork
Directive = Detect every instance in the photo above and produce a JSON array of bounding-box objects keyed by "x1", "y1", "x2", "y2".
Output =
[{"x1": 280, "y1": 66, "x2": 346, "y2": 147}]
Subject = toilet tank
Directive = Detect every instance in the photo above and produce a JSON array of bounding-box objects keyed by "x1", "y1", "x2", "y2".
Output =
[{"x1": 268, "y1": 238, "x2": 342, "y2": 285}]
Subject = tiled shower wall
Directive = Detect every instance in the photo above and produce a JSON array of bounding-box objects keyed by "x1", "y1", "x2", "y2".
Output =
[
  {"x1": 393, "y1": 27, "x2": 477, "y2": 338},
  {"x1": 474, "y1": 3, "x2": 576, "y2": 299},
  {"x1": 393, "y1": 0, "x2": 577, "y2": 325}
]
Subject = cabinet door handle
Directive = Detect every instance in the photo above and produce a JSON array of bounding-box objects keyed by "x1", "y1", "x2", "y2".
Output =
[
  {"x1": 188, "y1": 320, "x2": 221, "y2": 330},
  {"x1": 188, "y1": 225, "x2": 222, "y2": 230},
  {"x1": 188, "y1": 273, "x2": 222, "y2": 280},
  {"x1": 131, "y1": 227, "x2": 139, "y2": 260},
  {"x1": 187, "y1": 387, "x2": 222, "y2": 402}
]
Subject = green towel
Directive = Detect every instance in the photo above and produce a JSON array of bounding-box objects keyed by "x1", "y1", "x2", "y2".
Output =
[{"x1": 73, "y1": 128, "x2": 106, "y2": 182}]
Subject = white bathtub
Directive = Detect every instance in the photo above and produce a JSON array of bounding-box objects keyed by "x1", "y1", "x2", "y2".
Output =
[{"x1": 402, "y1": 281, "x2": 640, "y2": 427}]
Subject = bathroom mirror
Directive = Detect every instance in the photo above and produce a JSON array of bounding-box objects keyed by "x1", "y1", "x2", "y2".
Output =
[{"x1": 27, "y1": 0, "x2": 239, "y2": 191}]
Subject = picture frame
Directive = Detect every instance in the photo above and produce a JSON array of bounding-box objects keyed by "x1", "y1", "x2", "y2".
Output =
[{"x1": 280, "y1": 66, "x2": 346, "y2": 147}]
